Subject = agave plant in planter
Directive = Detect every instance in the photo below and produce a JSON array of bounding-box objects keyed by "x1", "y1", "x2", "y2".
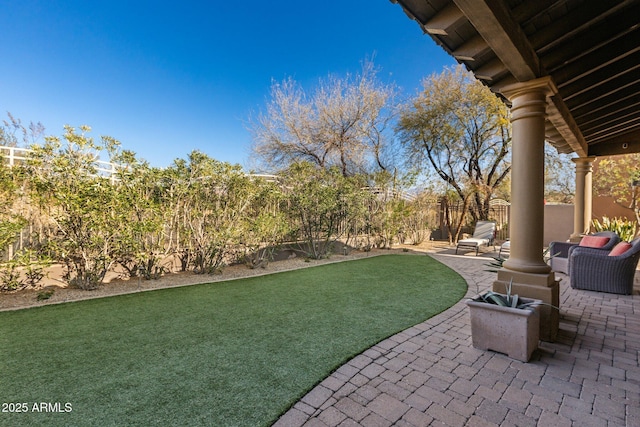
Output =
[{"x1": 466, "y1": 281, "x2": 542, "y2": 362}]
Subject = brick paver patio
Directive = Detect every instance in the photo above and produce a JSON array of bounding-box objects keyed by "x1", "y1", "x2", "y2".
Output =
[{"x1": 274, "y1": 252, "x2": 640, "y2": 427}]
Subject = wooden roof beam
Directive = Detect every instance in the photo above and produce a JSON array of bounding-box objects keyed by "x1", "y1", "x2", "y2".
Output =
[
  {"x1": 546, "y1": 95, "x2": 588, "y2": 157},
  {"x1": 452, "y1": 0, "x2": 541, "y2": 80},
  {"x1": 452, "y1": 34, "x2": 489, "y2": 61},
  {"x1": 474, "y1": 58, "x2": 508, "y2": 82},
  {"x1": 422, "y1": 3, "x2": 465, "y2": 35}
]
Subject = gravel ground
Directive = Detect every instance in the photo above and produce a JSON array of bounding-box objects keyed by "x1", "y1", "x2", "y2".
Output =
[{"x1": 0, "y1": 248, "x2": 407, "y2": 311}]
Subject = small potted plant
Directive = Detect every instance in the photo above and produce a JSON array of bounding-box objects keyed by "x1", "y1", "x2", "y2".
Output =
[{"x1": 466, "y1": 281, "x2": 541, "y2": 362}]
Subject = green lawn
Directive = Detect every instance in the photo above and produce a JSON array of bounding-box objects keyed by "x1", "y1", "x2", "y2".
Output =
[{"x1": 0, "y1": 254, "x2": 466, "y2": 427}]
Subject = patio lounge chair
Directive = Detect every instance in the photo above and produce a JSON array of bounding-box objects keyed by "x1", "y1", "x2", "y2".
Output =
[
  {"x1": 456, "y1": 221, "x2": 496, "y2": 256},
  {"x1": 549, "y1": 231, "x2": 620, "y2": 274},
  {"x1": 568, "y1": 237, "x2": 640, "y2": 295},
  {"x1": 498, "y1": 240, "x2": 510, "y2": 258}
]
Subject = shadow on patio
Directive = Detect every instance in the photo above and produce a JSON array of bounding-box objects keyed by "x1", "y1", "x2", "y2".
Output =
[{"x1": 274, "y1": 246, "x2": 640, "y2": 427}]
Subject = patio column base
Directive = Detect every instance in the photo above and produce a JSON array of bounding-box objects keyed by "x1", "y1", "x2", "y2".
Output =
[{"x1": 494, "y1": 269, "x2": 559, "y2": 342}]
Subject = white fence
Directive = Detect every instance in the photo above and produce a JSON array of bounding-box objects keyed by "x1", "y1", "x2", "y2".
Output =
[
  {"x1": 364, "y1": 186, "x2": 417, "y2": 202},
  {"x1": 2, "y1": 146, "x2": 418, "y2": 201},
  {"x1": 0, "y1": 146, "x2": 29, "y2": 166},
  {"x1": 1, "y1": 145, "x2": 119, "y2": 180}
]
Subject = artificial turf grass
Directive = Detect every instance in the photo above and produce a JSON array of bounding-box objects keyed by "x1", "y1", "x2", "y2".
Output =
[{"x1": 0, "y1": 254, "x2": 467, "y2": 427}]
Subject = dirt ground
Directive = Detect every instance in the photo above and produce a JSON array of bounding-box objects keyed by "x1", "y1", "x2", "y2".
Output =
[{"x1": 0, "y1": 245, "x2": 441, "y2": 311}]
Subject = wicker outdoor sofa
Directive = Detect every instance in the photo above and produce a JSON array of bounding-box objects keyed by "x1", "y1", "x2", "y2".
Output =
[
  {"x1": 568, "y1": 237, "x2": 640, "y2": 295},
  {"x1": 548, "y1": 231, "x2": 620, "y2": 274}
]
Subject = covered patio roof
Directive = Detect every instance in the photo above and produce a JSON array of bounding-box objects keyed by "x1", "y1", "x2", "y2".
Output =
[{"x1": 390, "y1": 0, "x2": 640, "y2": 157}]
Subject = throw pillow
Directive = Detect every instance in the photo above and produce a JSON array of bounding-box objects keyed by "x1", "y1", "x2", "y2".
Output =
[
  {"x1": 579, "y1": 235, "x2": 610, "y2": 248},
  {"x1": 609, "y1": 242, "x2": 632, "y2": 256}
]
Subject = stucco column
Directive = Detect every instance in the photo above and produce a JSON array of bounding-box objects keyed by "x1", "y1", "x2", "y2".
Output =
[
  {"x1": 501, "y1": 78, "x2": 554, "y2": 274},
  {"x1": 493, "y1": 77, "x2": 559, "y2": 342},
  {"x1": 570, "y1": 157, "x2": 596, "y2": 240}
]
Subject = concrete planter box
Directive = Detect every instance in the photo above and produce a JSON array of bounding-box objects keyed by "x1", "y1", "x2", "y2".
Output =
[{"x1": 466, "y1": 295, "x2": 541, "y2": 362}]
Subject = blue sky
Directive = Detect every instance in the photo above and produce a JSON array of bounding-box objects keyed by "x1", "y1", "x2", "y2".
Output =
[{"x1": 1, "y1": 1, "x2": 456, "y2": 168}]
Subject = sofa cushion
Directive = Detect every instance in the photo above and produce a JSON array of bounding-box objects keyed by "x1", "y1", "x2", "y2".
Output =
[
  {"x1": 609, "y1": 242, "x2": 632, "y2": 256},
  {"x1": 579, "y1": 235, "x2": 610, "y2": 248}
]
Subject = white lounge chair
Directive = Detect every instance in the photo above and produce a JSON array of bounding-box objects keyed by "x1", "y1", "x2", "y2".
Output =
[
  {"x1": 499, "y1": 240, "x2": 510, "y2": 258},
  {"x1": 456, "y1": 221, "x2": 496, "y2": 255}
]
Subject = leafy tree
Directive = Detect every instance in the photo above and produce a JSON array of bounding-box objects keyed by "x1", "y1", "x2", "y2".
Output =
[
  {"x1": 359, "y1": 171, "x2": 412, "y2": 249},
  {"x1": 110, "y1": 150, "x2": 168, "y2": 279},
  {"x1": 0, "y1": 157, "x2": 26, "y2": 256},
  {"x1": 370, "y1": 196, "x2": 409, "y2": 249},
  {"x1": 1, "y1": 114, "x2": 47, "y2": 290},
  {"x1": 170, "y1": 151, "x2": 259, "y2": 274},
  {"x1": 397, "y1": 66, "x2": 511, "y2": 234},
  {"x1": 282, "y1": 162, "x2": 367, "y2": 259},
  {"x1": 24, "y1": 126, "x2": 123, "y2": 289},
  {"x1": 240, "y1": 179, "x2": 290, "y2": 268},
  {"x1": 250, "y1": 60, "x2": 397, "y2": 176},
  {"x1": 150, "y1": 162, "x2": 194, "y2": 271},
  {"x1": 594, "y1": 153, "x2": 640, "y2": 224},
  {"x1": 402, "y1": 190, "x2": 438, "y2": 245}
]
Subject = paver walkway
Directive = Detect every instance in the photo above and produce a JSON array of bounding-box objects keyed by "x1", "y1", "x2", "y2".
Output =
[{"x1": 274, "y1": 253, "x2": 640, "y2": 427}]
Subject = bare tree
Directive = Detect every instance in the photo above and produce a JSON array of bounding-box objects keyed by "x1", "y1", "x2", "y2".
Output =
[
  {"x1": 249, "y1": 60, "x2": 397, "y2": 176},
  {"x1": 544, "y1": 144, "x2": 575, "y2": 203},
  {"x1": 397, "y1": 66, "x2": 511, "y2": 226},
  {"x1": 0, "y1": 112, "x2": 45, "y2": 147}
]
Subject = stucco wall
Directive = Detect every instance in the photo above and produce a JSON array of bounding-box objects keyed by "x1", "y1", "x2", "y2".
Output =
[
  {"x1": 543, "y1": 197, "x2": 636, "y2": 246},
  {"x1": 543, "y1": 204, "x2": 574, "y2": 245},
  {"x1": 593, "y1": 196, "x2": 636, "y2": 221}
]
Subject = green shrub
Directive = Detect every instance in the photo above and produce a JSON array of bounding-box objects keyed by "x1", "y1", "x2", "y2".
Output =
[
  {"x1": 0, "y1": 249, "x2": 51, "y2": 291},
  {"x1": 592, "y1": 216, "x2": 638, "y2": 242},
  {"x1": 36, "y1": 288, "x2": 55, "y2": 301},
  {"x1": 0, "y1": 262, "x2": 21, "y2": 291}
]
